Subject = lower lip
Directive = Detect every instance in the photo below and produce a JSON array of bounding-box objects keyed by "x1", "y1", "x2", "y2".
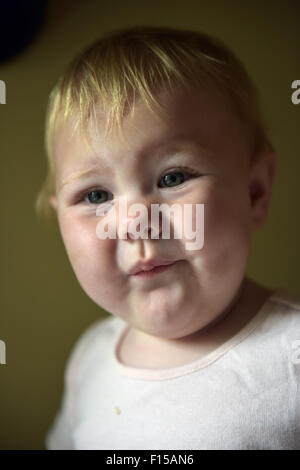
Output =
[{"x1": 133, "y1": 262, "x2": 179, "y2": 279}]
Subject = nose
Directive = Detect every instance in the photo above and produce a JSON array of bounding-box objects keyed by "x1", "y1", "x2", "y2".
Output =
[{"x1": 116, "y1": 196, "x2": 162, "y2": 241}]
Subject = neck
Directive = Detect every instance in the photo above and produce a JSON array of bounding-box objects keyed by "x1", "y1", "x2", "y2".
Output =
[{"x1": 119, "y1": 277, "x2": 274, "y2": 369}]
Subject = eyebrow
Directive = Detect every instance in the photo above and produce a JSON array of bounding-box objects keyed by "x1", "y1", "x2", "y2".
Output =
[
  {"x1": 60, "y1": 139, "x2": 211, "y2": 189},
  {"x1": 140, "y1": 138, "x2": 213, "y2": 162},
  {"x1": 60, "y1": 167, "x2": 103, "y2": 188}
]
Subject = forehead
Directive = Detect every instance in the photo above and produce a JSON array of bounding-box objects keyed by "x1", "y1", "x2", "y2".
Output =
[{"x1": 53, "y1": 86, "x2": 250, "y2": 179}]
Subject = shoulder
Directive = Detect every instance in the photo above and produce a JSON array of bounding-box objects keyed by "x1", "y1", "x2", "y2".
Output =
[
  {"x1": 269, "y1": 288, "x2": 300, "y2": 311},
  {"x1": 63, "y1": 315, "x2": 125, "y2": 387},
  {"x1": 242, "y1": 287, "x2": 300, "y2": 362},
  {"x1": 266, "y1": 288, "x2": 300, "y2": 326},
  {"x1": 255, "y1": 288, "x2": 300, "y2": 367}
]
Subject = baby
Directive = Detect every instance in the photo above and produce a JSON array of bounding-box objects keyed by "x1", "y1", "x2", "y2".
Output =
[{"x1": 36, "y1": 26, "x2": 300, "y2": 450}]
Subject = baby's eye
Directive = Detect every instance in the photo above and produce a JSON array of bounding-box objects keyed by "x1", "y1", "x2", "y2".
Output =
[
  {"x1": 84, "y1": 189, "x2": 111, "y2": 204},
  {"x1": 159, "y1": 169, "x2": 197, "y2": 188}
]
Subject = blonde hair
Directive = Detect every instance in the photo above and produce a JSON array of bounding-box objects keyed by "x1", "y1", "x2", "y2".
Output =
[{"x1": 35, "y1": 25, "x2": 272, "y2": 220}]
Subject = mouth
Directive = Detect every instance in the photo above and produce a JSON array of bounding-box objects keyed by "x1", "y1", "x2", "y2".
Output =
[{"x1": 131, "y1": 260, "x2": 180, "y2": 279}]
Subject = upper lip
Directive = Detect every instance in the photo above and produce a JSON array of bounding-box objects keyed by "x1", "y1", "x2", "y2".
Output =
[{"x1": 129, "y1": 259, "x2": 179, "y2": 275}]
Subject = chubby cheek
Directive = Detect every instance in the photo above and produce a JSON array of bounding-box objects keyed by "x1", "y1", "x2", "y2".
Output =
[
  {"x1": 58, "y1": 214, "x2": 128, "y2": 311},
  {"x1": 184, "y1": 181, "x2": 251, "y2": 290}
]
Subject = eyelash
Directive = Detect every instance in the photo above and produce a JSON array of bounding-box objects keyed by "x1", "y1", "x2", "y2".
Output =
[{"x1": 76, "y1": 166, "x2": 200, "y2": 205}]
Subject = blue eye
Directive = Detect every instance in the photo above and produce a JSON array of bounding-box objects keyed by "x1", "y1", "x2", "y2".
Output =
[
  {"x1": 79, "y1": 167, "x2": 199, "y2": 205},
  {"x1": 159, "y1": 169, "x2": 197, "y2": 188},
  {"x1": 84, "y1": 190, "x2": 110, "y2": 204}
]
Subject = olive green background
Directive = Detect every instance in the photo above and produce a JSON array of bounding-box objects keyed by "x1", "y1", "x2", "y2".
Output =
[{"x1": 0, "y1": 0, "x2": 299, "y2": 450}]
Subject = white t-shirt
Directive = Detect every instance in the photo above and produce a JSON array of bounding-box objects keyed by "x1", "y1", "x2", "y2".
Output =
[{"x1": 45, "y1": 288, "x2": 300, "y2": 450}]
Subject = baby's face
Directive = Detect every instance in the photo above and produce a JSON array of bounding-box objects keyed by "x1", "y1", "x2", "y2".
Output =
[{"x1": 50, "y1": 87, "x2": 266, "y2": 339}]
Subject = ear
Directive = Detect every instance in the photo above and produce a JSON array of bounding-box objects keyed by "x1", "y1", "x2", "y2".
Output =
[
  {"x1": 49, "y1": 194, "x2": 58, "y2": 211},
  {"x1": 249, "y1": 149, "x2": 277, "y2": 230}
]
